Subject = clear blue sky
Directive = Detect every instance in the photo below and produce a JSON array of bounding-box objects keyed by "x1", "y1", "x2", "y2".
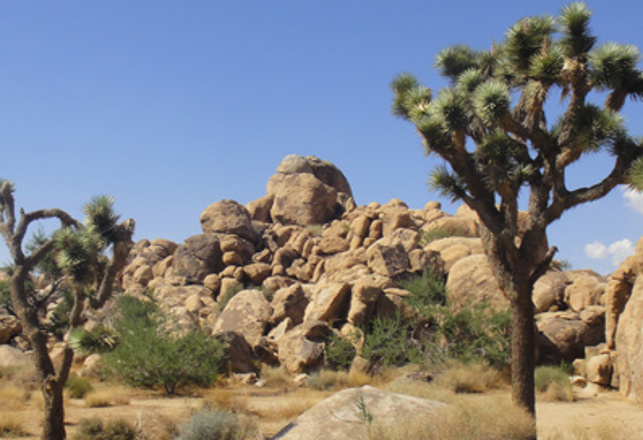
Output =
[{"x1": 2, "y1": 1, "x2": 642, "y2": 275}]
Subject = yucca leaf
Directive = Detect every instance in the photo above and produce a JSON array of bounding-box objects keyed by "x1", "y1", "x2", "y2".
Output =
[
  {"x1": 558, "y1": 2, "x2": 596, "y2": 57},
  {"x1": 473, "y1": 80, "x2": 511, "y2": 126}
]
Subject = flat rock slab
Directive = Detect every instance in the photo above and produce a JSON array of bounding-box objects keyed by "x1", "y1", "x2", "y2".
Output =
[{"x1": 271, "y1": 385, "x2": 446, "y2": 440}]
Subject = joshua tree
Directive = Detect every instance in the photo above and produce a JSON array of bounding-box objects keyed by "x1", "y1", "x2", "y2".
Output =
[
  {"x1": 0, "y1": 181, "x2": 134, "y2": 440},
  {"x1": 391, "y1": 1, "x2": 643, "y2": 424}
]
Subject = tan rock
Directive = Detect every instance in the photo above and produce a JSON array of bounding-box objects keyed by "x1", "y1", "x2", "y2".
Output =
[
  {"x1": 153, "y1": 256, "x2": 173, "y2": 278},
  {"x1": 347, "y1": 280, "x2": 382, "y2": 326},
  {"x1": 586, "y1": 354, "x2": 613, "y2": 385},
  {"x1": 246, "y1": 195, "x2": 274, "y2": 222},
  {"x1": 199, "y1": 199, "x2": 254, "y2": 241},
  {"x1": 243, "y1": 263, "x2": 272, "y2": 285},
  {"x1": 533, "y1": 271, "x2": 570, "y2": 313},
  {"x1": 304, "y1": 282, "x2": 351, "y2": 323},
  {"x1": 351, "y1": 215, "x2": 371, "y2": 238},
  {"x1": 366, "y1": 241, "x2": 409, "y2": 277},
  {"x1": 213, "y1": 289, "x2": 271, "y2": 347},
  {"x1": 446, "y1": 254, "x2": 508, "y2": 312},
  {"x1": 565, "y1": 275, "x2": 606, "y2": 312},
  {"x1": 537, "y1": 311, "x2": 605, "y2": 363},
  {"x1": 277, "y1": 321, "x2": 330, "y2": 374},
  {"x1": 615, "y1": 276, "x2": 643, "y2": 402},
  {"x1": 204, "y1": 273, "x2": 221, "y2": 293},
  {"x1": 270, "y1": 173, "x2": 339, "y2": 226},
  {"x1": 0, "y1": 315, "x2": 22, "y2": 344},
  {"x1": 271, "y1": 283, "x2": 310, "y2": 325},
  {"x1": 272, "y1": 385, "x2": 446, "y2": 440}
]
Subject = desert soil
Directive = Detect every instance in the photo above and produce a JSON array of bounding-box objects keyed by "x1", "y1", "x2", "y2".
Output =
[{"x1": 6, "y1": 386, "x2": 643, "y2": 439}]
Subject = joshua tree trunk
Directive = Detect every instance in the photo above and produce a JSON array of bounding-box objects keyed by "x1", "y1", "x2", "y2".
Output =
[{"x1": 510, "y1": 282, "x2": 537, "y2": 418}]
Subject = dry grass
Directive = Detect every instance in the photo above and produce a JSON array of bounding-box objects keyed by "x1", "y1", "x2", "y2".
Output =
[
  {"x1": 371, "y1": 395, "x2": 535, "y2": 440},
  {"x1": 434, "y1": 361, "x2": 506, "y2": 394},
  {"x1": 535, "y1": 366, "x2": 574, "y2": 402},
  {"x1": 252, "y1": 389, "x2": 329, "y2": 421},
  {"x1": 384, "y1": 378, "x2": 459, "y2": 404},
  {"x1": 305, "y1": 369, "x2": 374, "y2": 391},
  {"x1": 201, "y1": 388, "x2": 250, "y2": 413},
  {"x1": 259, "y1": 366, "x2": 295, "y2": 391},
  {"x1": 0, "y1": 385, "x2": 30, "y2": 410},
  {"x1": 543, "y1": 417, "x2": 637, "y2": 439},
  {"x1": 0, "y1": 412, "x2": 28, "y2": 438},
  {"x1": 135, "y1": 414, "x2": 180, "y2": 440},
  {"x1": 84, "y1": 387, "x2": 131, "y2": 407}
]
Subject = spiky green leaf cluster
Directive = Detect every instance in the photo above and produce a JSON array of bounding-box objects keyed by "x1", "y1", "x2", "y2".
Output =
[
  {"x1": 591, "y1": 43, "x2": 641, "y2": 90},
  {"x1": 568, "y1": 105, "x2": 624, "y2": 152},
  {"x1": 504, "y1": 15, "x2": 556, "y2": 73},
  {"x1": 429, "y1": 166, "x2": 467, "y2": 202},
  {"x1": 558, "y1": 2, "x2": 596, "y2": 57},
  {"x1": 431, "y1": 88, "x2": 470, "y2": 131},
  {"x1": 529, "y1": 46, "x2": 564, "y2": 83},
  {"x1": 473, "y1": 80, "x2": 511, "y2": 125},
  {"x1": 627, "y1": 157, "x2": 643, "y2": 191},
  {"x1": 83, "y1": 195, "x2": 120, "y2": 245},
  {"x1": 53, "y1": 228, "x2": 101, "y2": 283},
  {"x1": 435, "y1": 45, "x2": 480, "y2": 81},
  {"x1": 26, "y1": 229, "x2": 61, "y2": 277}
]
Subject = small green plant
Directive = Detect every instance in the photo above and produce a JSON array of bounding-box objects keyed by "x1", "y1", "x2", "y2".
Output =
[
  {"x1": 73, "y1": 417, "x2": 136, "y2": 440},
  {"x1": 534, "y1": 365, "x2": 573, "y2": 402},
  {"x1": 175, "y1": 409, "x2": 259, "y2": 440},
  {"x1": 65, "y1": 373, "x2": 93, "y2": 398},
  {"x1": 104, "y1": 296, "x2": 228, "y2": 395},
  {"x1": 69, "y1": 325, "x2": 118, "y2": 355},
  {"x1": 324, "y1": 332, "x2": 357, "y2": 371},
  {"x1": 354, "y1": 391, "x2": 374, "y2": 440}
]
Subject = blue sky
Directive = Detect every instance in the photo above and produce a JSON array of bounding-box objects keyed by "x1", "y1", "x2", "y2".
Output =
[{"x1": 1, "y1": 1, "x2": 642, "y2": 275}]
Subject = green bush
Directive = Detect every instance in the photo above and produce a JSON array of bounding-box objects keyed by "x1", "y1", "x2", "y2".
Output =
[
  {"x1": 393, "y1": 267, "x2": 511, "y2": 369},
  {"x1": 73, "y1": 417, "x2": 136, "y2": 440},
  {"x1": 65, "y1": 373, "x2": 93, "y2": 398},
  {"x1": 324, "y1": 332, "x2": 356, "y2": 371},
  {"x1": 362, "y1": 315, "x2": 423, "y2": 372},
  {"x1": 175, "y1": 409, "x2": 259, "y2": 440},
  {"x1": 104, "y1": 296, "x2": 228, "y2": 395}
]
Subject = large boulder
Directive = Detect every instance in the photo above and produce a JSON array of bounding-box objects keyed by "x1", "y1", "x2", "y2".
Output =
[
  {"x1": 169, "y1": 234, "x2": 224, "y2": 284},
  {"x1": 537, "y1": 308, "x2": 605, "y2": 363},
  {"x1": 271, "y1": 283, "x2": 310, "y2": 326},
  {"x1": 446, "y1": 254, "x2": 508, "y2": 312},
  {"x1": 277, "y1": 321, "x2": 330, "y2": 374},
  {"x1": 304, "y1": 282, "x2": 351, "y2": 323},
  {"x1": 213, "y1": 289, "x2": 271, "y2": 348},
  {"x1": 424, "y1": 236, "x2": 484, "y2": 272},
  {"x1": 615, "y1": 276, "x2": 643, "y2": 402},
  {"x1": 533, "y1": 271, "x2": 570, "y2": 313},
  {"x1": 269, "y1": 173, "x2": 339, "y2": 226},
  {"x1": 272, "y1": 385, "x2": 446, "y2": 440},
  {"x1": 199, "y1": 200, "x2": 255, "y2": 242},
  {"x1": 305, "y1": 155, "x2": 353, "y2": 198}
]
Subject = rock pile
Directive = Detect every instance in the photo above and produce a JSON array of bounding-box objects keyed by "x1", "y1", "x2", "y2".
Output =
[{"x1": 2, "y1": 154, "x2": 642, "y2": 403}]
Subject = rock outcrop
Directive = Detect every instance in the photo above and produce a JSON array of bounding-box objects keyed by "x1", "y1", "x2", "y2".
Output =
[{"x1": 272, "y1": 385, "x2": 446, "y2": 440}]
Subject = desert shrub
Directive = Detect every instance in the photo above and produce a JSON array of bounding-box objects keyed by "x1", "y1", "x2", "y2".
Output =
[
  {"x1": 0, "y1": 385, "x2": 29, "y2": 410},
  {"x1": 202, "y1": 389, "x2": 250, "y2": 413},
  {"x1": 362, "y1": 314, "x2": 423, "y2": 372},
  {"x1": 371, "y1": 395, "x2": 535, "y2": 440},
  {"x1": 306, "y1": 370, "x2": 350, "y2": 390},
  {"x1": 324, "y1": 332, "x2": 356, "y2": 371},
  {"x1": 69, "y1": 325, "x2": 118, "y2": 355},
  {"x1": 259, "y1": 366, "x2": 295, "y2": 391},
  {"x1": 535, "y1": 365, "x2": 573, "y2": 402},
  {"x1": 175, "y1": 409, "x2": 259, "y2": 440},
  {"x1": 83, "y1": 388, "x2": 130, "y2": 407},
  {"x1": 65, "y1": 373, "x2": 93, "y2": 398},
  {"x1": 104, "y1": 295, "x2": 228, "y2": 395},
  {"x1": 434, "y1": 361, "x2": 504, "y2": 393},
  {"x1": 398, "y1": 267, "x2": 511, "y2": 369},
  {"x1": 0, "y1": 412, "x2": 27, "y2": 438},
  {"x1": 73, "y1": 417, "x2": 136, "y2": 440}
]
